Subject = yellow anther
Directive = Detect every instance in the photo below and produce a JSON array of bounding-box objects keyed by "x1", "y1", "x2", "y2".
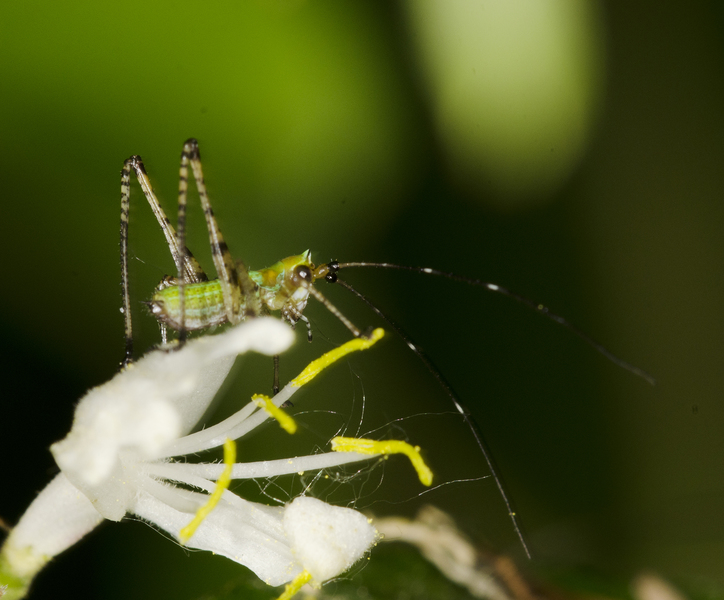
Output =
[
  {"x1": 276, "y1": 570, "x2": 313, "y2": 600},
  {"x1": 331, "y1": 437, "x2": 433, "y2": 487},
  {"x1": 291, "y1": 328, "x2": 385, "y2": 388},
  {"x1": 253, "y1": 393, "x2": 297, "y2": 434},
  {"x1": 179, "y1": 438, "x2": 236, "y2": 543}
]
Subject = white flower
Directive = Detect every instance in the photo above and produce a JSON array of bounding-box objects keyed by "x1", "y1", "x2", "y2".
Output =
[{"x1": 1, "y1": 318, "x2": 430, "y2": 600}]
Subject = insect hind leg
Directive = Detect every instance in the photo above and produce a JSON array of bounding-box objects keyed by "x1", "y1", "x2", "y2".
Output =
[
  {"x1": 179, "y1": 139, "x2": 243, "y2": 326},
  {"x1": 119, "y1": 153, "x2": 209, "y2": 366}
]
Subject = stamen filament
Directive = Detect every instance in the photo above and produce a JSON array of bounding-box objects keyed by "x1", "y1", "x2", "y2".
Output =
[
  {"x1": 138, "y1": 474, "x2": 201, "y2": 515},
  {"x1": 160, "y1": 400, "x2": 258, "y2": 458},
  {"x1": 160, "y1": 329, "x2": 386, "y2": 458},
  {"x1": 179, "y1": 438, "x2": 236, "y2": 543},
  {"x1": 331, "y1": 437, "x2": 433, "y2": 486},
  {"x1": 145, "y1": 450, "x2": 378, "y2": 481},
  {"x1": 253, "y1": 394, "x2": 297, "y2": 434},
  {"x1": 291, "y1": 328, "x2": 385, "y2": 387},
  {"x1": 276, "y1": 570, "x2": 313, "y2": 600}
]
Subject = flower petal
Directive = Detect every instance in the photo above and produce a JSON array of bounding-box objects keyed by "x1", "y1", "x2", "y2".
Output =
[
  {"x1": 0, "y1": 474, "x2": 104, "y2": 588},
  {"x1": 131, "y1": 489, "x2": 301, "y2": 587}
]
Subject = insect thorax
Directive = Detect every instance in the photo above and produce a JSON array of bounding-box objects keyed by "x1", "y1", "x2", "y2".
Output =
[{"x1": 147, "y1": 250, "x2": 314, "y2": 331}]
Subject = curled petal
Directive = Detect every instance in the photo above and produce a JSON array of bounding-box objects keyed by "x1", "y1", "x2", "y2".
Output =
[
  {"x1": 0, "y1": 474, "x2": 104, "y2": 594},
  {"x1": 283, "y1": 496, "x2": 378, "y2": 584}
]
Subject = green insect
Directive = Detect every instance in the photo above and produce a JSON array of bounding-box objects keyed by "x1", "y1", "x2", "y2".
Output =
[{"x1": 120, "y1": 139, "x2": 358, "y2": 374}]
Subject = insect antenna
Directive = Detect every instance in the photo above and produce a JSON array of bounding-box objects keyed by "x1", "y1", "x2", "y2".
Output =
[
  {"x1": 328, "y1": 274, "x2": 532, "y2": 559},
  {"x1": 330, "y1": 261, "x2": 655, "y2": 385}
]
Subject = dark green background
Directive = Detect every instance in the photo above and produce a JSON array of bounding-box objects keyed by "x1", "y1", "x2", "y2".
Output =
[{"x1": 2, "y1": 2, "x2": 723, "y2": 598}]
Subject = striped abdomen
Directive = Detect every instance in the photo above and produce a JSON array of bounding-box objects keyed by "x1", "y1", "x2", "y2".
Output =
[
  {"x1": 146, "y1": 251, "x2": 314, "y2": 332},
  {"x1": 148, "y1": 279, "x2": 232, "y2": 330}
]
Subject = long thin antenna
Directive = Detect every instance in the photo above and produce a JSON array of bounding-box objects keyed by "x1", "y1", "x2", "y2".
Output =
[
  {"x1": 333, "y1": 262, "x2": 655, "y2": 385},
  {"x1": 330, "y1": 275, "x2": 533, "y2": 559}
]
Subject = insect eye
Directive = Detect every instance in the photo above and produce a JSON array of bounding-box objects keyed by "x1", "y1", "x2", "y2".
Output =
[{"x1": 292, "y1": 264, "x2": 313, "y2": 287}]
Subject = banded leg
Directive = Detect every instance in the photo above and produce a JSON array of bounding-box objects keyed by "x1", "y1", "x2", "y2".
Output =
[
  {"x1": 119, "y1": 155, "x2": 208, "y2": 366},
  {"x1": 176, "y1": 148, "x2": 188, "y2": 346},
  {"x1": 179, "y1": 139, "x2": 243, "y2": 326},
  {"x1": 273, "y1": 354, "x2": 280, "y2": 395},
  {"x1": 119, "y1": 164, "x2": 133, "y2": 366}
]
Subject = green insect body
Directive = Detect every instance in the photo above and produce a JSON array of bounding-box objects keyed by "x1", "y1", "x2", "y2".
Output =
[{"x1": 147, "y1": 251, "x2": 314, "y2": 331}]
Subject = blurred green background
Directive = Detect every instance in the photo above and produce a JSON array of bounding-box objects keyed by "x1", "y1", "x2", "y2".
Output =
[{"x1": 2, "y1": 1, "x2": 724, "y2": 598}]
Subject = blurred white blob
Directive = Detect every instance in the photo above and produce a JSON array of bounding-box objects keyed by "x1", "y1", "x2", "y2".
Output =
[{"x1": 404, "y1": 0, "x2": 605, "y2": 208}]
